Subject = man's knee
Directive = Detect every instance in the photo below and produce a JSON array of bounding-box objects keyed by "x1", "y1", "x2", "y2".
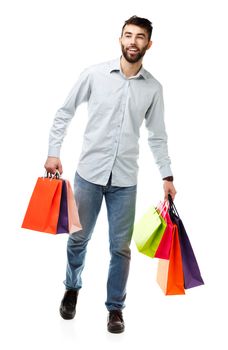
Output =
[
  {"x1": 67, "y1": 230, "x2": 92, "y2": 247},
  {"x1": 110, "y1": 243, "x2": 131, "y2": 260}
]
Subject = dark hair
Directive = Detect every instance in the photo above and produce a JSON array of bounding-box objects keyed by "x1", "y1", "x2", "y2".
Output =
[{"x1": 121, "y1": 15, "x2": 153, "y2": 40}]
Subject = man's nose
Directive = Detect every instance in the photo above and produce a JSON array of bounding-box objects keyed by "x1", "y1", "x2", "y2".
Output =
[{"x1": 130, "y1": 36, "x2": 137, "y2": 45}]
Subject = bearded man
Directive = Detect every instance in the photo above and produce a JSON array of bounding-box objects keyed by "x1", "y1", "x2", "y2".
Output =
[{"x1": 44, "y1": 15, "x2": 176, "y2": 334}]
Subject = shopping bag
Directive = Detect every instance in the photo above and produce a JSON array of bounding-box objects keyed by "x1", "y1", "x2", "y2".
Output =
[
  {"x1": 22, "y1": 174, "x2": 82, "y2": 235},
  {"x1": 65, "y1": 179, "x2": 82, "y2": 233},
  {"x1": 154, "y1": 201, "x2": 173, "y2": 260},
  {"x1": 57, "y1": 180, "x2": 69, "y2": 234},
  {"x1": 21, "y1": 176, "x2": 63, "y2": 234},
  {"x1": 168, "y1": 195, "x2": 204, "y2": 289},
  {"x1": 156, "y1": 224, "x2": 185, "y2": 295},
  {"x1": 133, "y1": 206, "x2": 167, "y2": 258}
]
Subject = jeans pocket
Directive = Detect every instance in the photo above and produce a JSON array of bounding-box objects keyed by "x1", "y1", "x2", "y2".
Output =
[{"x1": 74, "y1": 171, "x2": 99, "y2": 194}]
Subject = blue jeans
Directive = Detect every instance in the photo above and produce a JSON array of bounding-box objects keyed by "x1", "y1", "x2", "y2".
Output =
[{"x1": 64, "y1": 171, "x2": 137, "y2": 311}]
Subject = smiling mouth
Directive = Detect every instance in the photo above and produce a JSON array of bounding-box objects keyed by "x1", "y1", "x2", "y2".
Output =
[{"x1": 127, "y1": 47, "x2": 139, "y2": 53}]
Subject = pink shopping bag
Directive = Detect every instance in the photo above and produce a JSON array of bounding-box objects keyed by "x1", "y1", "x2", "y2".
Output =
[
  {"x1": 154, "y1": 201, "x2": 173, "y2": 259},
  {"x1": 65, "y1": 180, "x2": 82, "y2": 233}
]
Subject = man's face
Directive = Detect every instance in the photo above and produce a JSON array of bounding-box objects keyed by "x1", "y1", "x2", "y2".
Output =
[{"x1": 119, "y1": 24, "x2": 152, "y2": 63}]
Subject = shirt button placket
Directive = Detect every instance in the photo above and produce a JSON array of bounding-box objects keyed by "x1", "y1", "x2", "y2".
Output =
[
  {"x1": 117, "y1": 81, "x2": 128, "y2": 141},
  {"x1": 112, "y1": 80, "x2": 129, "y2": 171}
]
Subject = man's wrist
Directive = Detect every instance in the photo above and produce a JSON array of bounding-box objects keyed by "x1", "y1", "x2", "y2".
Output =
[{"x1": 162, "y1": 176, "x2": 174, "y2": 182}]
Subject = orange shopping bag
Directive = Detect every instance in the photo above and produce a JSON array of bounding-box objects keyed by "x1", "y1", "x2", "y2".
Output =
[
  {"x1": 156, "y1": 224, "x2": 185, "y2": 295},
  {"x1": 21, "y1": 177, "x2": 63, "y2": 234}
]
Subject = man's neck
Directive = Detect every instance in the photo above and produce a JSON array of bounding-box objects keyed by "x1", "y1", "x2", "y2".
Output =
[{"x1": 120, "y1": 56, "x2": 143, "y2": 78}]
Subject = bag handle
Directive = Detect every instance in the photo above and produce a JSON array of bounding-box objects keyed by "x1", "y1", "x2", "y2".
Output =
[
  {"x1": 168, "y1": 194, "x2": 179, "y2": 217},
  {"x1": 44, "y1": 170, "x2": 61, "y2": 180},
  {"x1": 156, "y1": 200, "x2": 169, "y2": 216}
]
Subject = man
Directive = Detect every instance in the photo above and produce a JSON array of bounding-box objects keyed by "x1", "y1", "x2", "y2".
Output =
[{"x1": 44, "y1": 15, "x2": 177, "y2": 333}]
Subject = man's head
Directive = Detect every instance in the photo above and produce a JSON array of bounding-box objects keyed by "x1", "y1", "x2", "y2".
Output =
[{"x1": 119, "y1": 15, "x2": 153, "y2": 64}]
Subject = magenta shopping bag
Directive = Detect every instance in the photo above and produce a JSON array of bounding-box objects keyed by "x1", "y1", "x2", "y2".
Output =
[
  {"x1": 155, "y1": 212, "x2": 173, "y2": 260},
  {"x1": 154, "y1": 201, "x2": 173, "y2": 260}
]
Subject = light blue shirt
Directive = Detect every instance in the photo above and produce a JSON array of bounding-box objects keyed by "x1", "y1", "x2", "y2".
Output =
[{"x1": 48, "y1": 57, "x2": 173, "y2": 186}]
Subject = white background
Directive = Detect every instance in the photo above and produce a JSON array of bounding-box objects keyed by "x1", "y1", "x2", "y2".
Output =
[{"x1": 1, "y1": 0, "x2": 227, "y2": 349}]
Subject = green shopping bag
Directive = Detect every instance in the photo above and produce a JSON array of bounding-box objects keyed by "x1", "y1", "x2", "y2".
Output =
[{"x1": 133, "y1": 206, "x2": 167, "y2": 258}]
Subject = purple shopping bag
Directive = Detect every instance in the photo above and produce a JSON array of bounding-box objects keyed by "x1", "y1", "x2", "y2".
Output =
[
  {"x1": 168, "y1": 195, "x2": 204, "y2": 289},
  {"x1": 57, "y1": 180, "x2": 69, "y2": 233}
]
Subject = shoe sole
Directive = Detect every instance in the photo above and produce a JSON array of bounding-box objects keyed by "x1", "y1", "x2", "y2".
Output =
[
  {"x1": 108, "y1": 326, "x2": 125, "y2": 334},
  {"x1": 59, "y1": 308, "x2": 76, "y2": 320}
]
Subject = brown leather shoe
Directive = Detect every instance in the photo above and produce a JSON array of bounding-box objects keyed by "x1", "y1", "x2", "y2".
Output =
[
  {"x1": 107, "y1": 310, "x2": 125, "y2": 333},
  {"x1": 59, "y1": 290, "x2": 78, "y2": 320}
]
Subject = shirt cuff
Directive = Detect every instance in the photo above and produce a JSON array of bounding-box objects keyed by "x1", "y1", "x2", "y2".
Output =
[
  {"x1": 159, "y1": 164, "x2": 173, "y2": 179},
  {"x1": 48, "y1": 146, "x2": 61, "y2": 158}
]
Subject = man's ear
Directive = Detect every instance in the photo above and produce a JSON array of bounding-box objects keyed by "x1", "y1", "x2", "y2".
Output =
[{"x1": 147, "y1": 40, "x2": 153, "y2": 50}]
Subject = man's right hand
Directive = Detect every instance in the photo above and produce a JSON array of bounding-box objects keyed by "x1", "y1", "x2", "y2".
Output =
[{"x1": 44, "y1": 156, "x2": 63, "y2": 175}]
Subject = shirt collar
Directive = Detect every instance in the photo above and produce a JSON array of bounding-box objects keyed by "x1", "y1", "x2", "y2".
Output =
[{"x1": 109, "y1": 57, "x2": 147, "y2": 80}]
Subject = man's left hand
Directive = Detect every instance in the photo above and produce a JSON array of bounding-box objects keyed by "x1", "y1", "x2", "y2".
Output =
[{"x1": 163, "y1": 180, "x2": 177, "y2": 201}]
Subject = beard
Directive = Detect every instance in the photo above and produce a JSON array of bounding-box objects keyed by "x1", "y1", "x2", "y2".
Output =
[{"x1": 121, "y1": 43, "x2": 148, "y2": 63}]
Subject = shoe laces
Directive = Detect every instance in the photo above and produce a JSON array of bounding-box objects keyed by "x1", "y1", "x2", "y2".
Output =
[{"x1": 109, "y1": 310, "x2": 123, "y2": 323}]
